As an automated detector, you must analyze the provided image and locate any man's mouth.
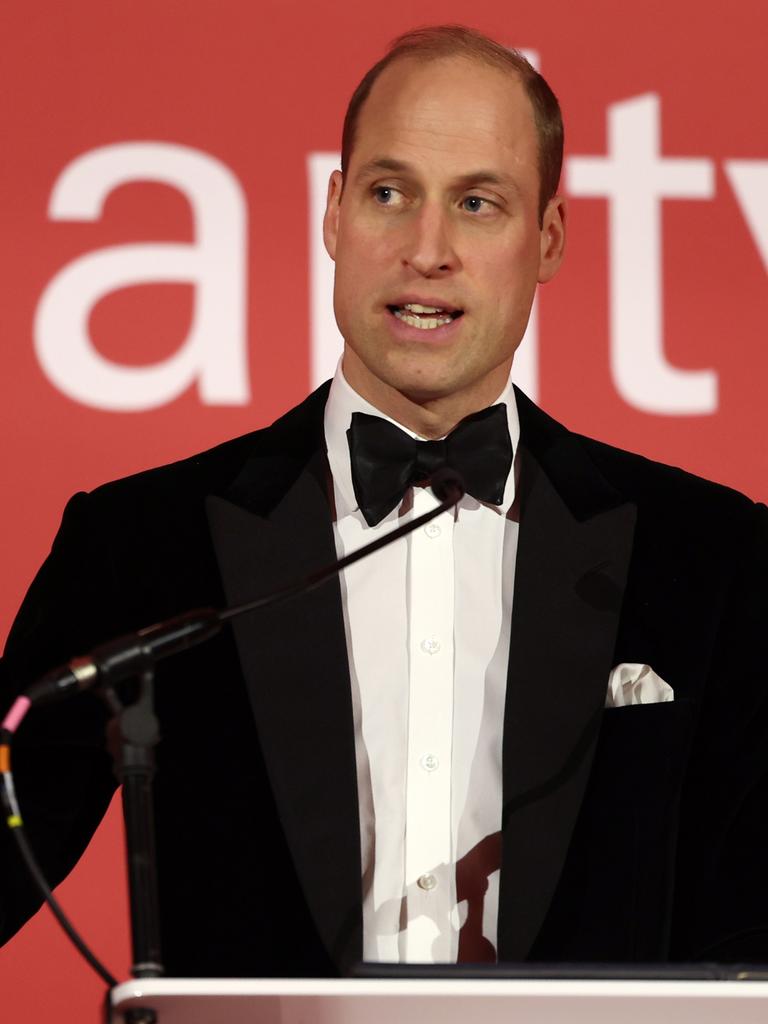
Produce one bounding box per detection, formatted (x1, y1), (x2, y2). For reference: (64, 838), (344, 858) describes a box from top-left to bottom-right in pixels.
(387, 303), (464, 331)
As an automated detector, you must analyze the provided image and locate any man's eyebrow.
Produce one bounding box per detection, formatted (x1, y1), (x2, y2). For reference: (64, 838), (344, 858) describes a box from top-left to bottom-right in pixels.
(353, 158), (523, 196)
(354, 157), (413, 179)
(453, 170), (524, 197)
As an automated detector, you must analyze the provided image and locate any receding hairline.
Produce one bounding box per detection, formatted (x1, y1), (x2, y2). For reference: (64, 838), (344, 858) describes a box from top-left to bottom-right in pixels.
(346, 49), (533, 152)
(340, 27), (564, 220)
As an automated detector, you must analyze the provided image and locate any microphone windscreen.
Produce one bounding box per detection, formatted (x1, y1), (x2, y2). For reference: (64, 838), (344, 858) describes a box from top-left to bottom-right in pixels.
(430, 467), (465, 504)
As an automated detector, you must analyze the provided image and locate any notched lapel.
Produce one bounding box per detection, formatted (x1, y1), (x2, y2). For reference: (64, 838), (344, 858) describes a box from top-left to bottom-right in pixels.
(498, 435), (637, 961)
(206, 451), (362, 971)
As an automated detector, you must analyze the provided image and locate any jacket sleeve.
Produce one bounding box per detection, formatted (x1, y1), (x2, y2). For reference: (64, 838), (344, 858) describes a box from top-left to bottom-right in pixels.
(672, 500), (768, 962)
(0, 492), (118, 947)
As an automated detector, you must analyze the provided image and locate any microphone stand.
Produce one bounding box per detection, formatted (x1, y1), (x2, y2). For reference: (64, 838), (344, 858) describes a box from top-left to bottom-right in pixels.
(103, 668), (163, 981)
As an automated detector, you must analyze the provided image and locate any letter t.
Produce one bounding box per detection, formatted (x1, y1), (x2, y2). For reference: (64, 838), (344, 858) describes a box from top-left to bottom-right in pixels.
(568, 94), (716, 414)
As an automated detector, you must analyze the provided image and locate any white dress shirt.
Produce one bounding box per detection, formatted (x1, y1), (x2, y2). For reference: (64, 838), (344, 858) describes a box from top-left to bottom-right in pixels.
(324, 364), (520, 963)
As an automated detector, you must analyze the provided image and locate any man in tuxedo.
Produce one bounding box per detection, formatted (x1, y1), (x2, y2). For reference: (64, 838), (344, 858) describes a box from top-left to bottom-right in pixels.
(2, 25), (768, 974)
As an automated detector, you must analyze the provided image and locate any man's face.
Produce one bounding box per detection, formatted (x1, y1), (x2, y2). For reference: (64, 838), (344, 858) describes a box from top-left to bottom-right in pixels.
(323, 56), (566, 421)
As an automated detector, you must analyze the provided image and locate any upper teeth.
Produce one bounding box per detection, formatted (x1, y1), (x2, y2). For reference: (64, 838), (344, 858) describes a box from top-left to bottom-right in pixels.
(394, 307), (454, 330)
(404, 303), (444, 314)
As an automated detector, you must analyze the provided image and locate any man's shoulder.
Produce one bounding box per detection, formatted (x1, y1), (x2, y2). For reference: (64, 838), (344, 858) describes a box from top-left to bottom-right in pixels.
(515, 387), (764, 529)
(83, 383), (331, 514)
(580, 431), (757, 514)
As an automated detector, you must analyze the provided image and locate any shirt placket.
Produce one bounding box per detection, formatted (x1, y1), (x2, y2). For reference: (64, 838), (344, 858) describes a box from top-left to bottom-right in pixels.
(403, 486), (455, 962)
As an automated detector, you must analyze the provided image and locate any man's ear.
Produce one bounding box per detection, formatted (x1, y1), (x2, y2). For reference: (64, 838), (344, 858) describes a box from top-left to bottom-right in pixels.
(323, 169), (344, 261)
(538, 194), (567, 284)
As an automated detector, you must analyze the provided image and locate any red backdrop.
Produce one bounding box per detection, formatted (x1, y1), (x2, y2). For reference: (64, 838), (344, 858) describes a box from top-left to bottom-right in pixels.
(1, 1), (766, 1018)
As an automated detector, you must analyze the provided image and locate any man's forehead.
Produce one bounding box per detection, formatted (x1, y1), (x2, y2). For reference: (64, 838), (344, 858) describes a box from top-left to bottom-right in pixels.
(354, 55), (534, 143)
(365, 53), (527, 111)
(349, 55), (538, 178)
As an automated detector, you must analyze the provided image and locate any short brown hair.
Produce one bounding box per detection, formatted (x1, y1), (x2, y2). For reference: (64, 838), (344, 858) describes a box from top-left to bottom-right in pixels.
(341, 25), (564, 221)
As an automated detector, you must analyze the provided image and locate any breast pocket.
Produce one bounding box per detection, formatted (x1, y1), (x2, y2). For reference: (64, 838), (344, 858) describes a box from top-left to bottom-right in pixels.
(594, 698), (697, 800)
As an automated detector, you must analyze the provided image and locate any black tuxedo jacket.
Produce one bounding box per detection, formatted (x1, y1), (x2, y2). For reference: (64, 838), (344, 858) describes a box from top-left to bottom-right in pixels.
(2, 384), (768, 975)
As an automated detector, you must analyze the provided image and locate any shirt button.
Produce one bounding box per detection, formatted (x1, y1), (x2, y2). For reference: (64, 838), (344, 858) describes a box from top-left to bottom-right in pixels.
(420, 637), (441, 655)
(420, 753), (439, 772)
(424, 522), (442, 539)
(418, 873), (438, 891)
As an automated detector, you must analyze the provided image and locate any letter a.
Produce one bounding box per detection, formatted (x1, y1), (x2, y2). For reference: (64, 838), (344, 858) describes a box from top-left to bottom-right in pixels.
(34, 142), (248, 411)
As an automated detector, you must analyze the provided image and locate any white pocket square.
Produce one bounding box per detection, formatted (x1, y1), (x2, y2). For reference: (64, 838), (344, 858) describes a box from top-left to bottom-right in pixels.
(605, 663), (674, 708)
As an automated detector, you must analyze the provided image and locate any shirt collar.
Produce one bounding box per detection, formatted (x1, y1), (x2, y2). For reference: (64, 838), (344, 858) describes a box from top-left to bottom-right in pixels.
(324, 360), (520, 521)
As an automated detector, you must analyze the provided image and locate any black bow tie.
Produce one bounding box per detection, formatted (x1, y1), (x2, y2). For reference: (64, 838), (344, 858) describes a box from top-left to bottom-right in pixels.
(347, 404), (513, 527)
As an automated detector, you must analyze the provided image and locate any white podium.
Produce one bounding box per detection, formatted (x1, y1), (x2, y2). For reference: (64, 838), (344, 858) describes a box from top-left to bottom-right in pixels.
(109, 976), (768, 1024)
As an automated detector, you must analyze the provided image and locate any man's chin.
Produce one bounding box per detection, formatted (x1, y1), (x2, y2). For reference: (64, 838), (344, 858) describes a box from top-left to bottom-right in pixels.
(394, 378), (459, 405)
(345, 344), (451, 397)
(376, 359), (467, 404)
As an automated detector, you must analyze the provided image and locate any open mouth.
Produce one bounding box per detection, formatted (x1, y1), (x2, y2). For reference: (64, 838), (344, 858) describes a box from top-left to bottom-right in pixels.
(387, 303), (464, 331)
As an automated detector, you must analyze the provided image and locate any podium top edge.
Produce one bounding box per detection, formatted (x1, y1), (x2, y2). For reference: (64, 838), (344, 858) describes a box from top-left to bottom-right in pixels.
(110, 977), (768, 1003)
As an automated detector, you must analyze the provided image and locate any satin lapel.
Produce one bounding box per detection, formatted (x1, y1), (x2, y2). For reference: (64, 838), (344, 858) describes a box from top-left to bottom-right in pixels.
(206, 450), (362, 972)
(498, 418), (637, 961)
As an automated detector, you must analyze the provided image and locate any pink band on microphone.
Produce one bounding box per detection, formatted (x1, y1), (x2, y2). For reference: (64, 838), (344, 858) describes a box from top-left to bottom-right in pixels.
(1, 696), (31, 734)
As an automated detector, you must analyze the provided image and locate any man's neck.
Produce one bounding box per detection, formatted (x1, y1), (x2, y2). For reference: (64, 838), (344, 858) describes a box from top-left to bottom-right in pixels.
(341, 351), (512, 439)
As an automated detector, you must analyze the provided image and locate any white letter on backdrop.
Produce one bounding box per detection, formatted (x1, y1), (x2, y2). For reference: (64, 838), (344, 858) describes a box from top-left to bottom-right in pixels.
(34, 142), (248, 411)
(725, 160), (768, 271)
(568, 95), (716, 414)
(308, 151), (344, 389)
(508, 47), (540, 401)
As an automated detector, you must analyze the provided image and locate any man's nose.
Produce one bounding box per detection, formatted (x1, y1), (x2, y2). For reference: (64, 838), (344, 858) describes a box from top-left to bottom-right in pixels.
(402, 204), (460, 278)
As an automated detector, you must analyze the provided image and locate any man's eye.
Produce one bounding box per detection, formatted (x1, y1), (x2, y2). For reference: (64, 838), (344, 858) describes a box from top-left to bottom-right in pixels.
(462, 195), (491, 213)
(373, 186), (400, 205)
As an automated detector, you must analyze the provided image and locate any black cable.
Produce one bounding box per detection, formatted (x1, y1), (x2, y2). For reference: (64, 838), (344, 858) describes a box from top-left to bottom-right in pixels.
(9, 820), (118, 987)
(0, 762), (118, 988)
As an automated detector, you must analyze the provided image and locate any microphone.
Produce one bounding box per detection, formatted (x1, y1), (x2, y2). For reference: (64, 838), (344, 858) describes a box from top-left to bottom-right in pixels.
(23, 610), (222, 705)
(23, 471), (466, 705)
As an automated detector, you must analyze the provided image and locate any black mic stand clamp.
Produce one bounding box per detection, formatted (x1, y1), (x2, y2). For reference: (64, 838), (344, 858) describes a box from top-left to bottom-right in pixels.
(102, 666), (164, 987)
